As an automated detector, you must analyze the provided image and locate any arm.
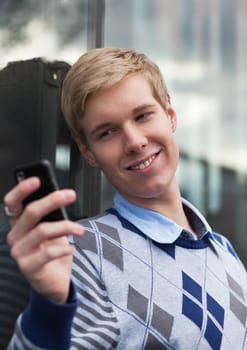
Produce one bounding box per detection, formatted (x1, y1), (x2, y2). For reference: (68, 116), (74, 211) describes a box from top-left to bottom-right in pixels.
(8, 245), (120, 350)
(4, 177), (84, 348)
(8, 283), (78, 350)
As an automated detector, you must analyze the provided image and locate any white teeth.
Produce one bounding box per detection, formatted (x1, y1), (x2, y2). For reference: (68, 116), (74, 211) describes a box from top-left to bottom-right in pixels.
(132, 155), (155, 170)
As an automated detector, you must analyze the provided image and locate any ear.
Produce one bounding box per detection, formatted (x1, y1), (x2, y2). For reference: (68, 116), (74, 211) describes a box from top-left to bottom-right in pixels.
(166, 95), (177, 132)
(75, 139), (99, 167)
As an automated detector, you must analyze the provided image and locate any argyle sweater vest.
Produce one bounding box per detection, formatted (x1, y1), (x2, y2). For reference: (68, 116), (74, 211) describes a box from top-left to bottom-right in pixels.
(9, 209), (247, 349)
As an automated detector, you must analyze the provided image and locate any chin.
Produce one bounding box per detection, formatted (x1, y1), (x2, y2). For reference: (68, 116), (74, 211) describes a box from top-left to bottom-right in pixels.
(135, 188), (165, 200)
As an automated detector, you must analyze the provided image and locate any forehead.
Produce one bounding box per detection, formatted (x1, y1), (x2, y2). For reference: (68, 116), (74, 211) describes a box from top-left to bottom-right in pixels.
(84, 74), (156, 117)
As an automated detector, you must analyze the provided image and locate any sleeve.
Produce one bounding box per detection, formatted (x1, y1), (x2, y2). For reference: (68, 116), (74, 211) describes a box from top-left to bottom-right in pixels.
(69, 245), (120, 349)
(7, 241), (120, 349)
(7, 282), (78, 350)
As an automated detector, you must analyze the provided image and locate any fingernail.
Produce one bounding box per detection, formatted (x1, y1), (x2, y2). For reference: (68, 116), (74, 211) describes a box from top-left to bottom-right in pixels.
(62, 190), (76, 201)
(28, 177), (40, 186)
(74, 224), (84, 235)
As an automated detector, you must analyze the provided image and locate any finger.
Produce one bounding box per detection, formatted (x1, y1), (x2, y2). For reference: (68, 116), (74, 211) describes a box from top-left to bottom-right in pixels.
(8, 220), (84, 252)
(7, 189), (77, 242)
(13, 240), (75, 278)
(4, 177), (41, 225)
(4, 177), (41, 210)
(24, 189), (77, 225)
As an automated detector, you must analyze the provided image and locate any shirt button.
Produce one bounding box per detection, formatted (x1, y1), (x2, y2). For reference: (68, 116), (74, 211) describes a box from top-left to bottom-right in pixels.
(182, 231), (189, 238)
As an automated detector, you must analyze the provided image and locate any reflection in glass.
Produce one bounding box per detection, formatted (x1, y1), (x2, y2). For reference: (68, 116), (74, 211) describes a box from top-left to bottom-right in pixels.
(0, 0), (88, 66)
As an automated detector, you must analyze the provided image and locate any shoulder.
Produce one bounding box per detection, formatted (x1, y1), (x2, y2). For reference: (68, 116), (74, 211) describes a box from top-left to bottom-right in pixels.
(210, 231), (240, 260)
(73, 210), (139, 260)
(72, 209), (149, 268)
(209, 231), (247, 281)
(74, 210), (123, 249)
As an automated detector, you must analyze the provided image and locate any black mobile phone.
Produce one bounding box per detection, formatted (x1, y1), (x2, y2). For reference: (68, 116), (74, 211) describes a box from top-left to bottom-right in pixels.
(14, 159), (68, 222)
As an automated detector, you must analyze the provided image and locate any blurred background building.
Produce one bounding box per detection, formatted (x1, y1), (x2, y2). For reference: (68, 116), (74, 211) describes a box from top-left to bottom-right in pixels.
(0, 0), (247, 265)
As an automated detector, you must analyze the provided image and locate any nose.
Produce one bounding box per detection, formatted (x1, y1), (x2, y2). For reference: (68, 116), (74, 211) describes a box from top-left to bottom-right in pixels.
(123, 125), (147, 154)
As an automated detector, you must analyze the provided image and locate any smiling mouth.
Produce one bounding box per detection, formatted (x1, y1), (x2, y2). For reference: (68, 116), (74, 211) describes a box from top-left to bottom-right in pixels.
(127, 153), (159, 170)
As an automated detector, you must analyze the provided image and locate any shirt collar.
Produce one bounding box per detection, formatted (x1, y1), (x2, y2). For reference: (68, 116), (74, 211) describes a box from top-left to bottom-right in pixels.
(113, 193), (212, 244)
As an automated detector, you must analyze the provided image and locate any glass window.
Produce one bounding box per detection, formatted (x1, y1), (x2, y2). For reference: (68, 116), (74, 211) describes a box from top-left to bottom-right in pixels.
(0, 0), (88, 66)
(0, 0), (89, 225)
(1, 0), (247, 265)
(104, 0), (247, 265)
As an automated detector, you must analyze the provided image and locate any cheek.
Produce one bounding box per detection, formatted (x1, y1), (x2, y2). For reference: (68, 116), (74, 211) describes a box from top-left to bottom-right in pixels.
(156, 127), (175, 146)
(92, 145), (119, 170)
(171, 141), (179, 168)
(160, 129), (179, 163)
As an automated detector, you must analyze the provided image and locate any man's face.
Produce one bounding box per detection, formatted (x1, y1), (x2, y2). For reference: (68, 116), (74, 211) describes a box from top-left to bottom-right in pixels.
(78, 74), (179, 206)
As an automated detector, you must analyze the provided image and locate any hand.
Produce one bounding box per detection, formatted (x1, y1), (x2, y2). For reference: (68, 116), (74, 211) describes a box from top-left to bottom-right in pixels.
(4, 177), (84, 304)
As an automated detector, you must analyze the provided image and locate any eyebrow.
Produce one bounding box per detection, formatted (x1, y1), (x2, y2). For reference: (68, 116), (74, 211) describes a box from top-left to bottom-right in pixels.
(132, 103), (156, 114)
(89, 103), (157, 138)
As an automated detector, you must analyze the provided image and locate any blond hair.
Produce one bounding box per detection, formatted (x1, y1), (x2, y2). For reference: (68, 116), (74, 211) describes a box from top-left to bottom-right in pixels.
(61, 47), (168, 143)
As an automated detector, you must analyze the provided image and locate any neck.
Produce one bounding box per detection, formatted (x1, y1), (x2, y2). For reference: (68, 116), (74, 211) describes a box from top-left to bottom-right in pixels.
(147, 198), (197, 237)
(123, 185), (197, 236)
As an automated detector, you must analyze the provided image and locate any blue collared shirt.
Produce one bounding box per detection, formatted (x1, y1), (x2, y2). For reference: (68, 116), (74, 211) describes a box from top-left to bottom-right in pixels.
(114, 193), (212, 244)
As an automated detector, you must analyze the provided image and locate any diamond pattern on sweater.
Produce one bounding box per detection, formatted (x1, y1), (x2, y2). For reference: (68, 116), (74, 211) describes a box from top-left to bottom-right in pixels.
(182, 271), (202, 302)
(229, 292), (247, 326)
(151, 303), (174, 340)
(96, 221), (121, 243)
(101, 236), (123, 271)
(227, 272), (247, 326)
(207, 293), (224, 327)
(127, 285), (148, 321)
(227, 272), (245, 300)
(182, 294), (203, 329)
(80, 229), (98, 254)
(127, 285), (173, 343)
(182, 271), (224, 350)
(145, 333), (168, 350)
(205, 316), (223, 350)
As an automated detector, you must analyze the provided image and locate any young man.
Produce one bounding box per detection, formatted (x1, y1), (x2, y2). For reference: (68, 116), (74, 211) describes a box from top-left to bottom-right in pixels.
(5, 48), (247, 349)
